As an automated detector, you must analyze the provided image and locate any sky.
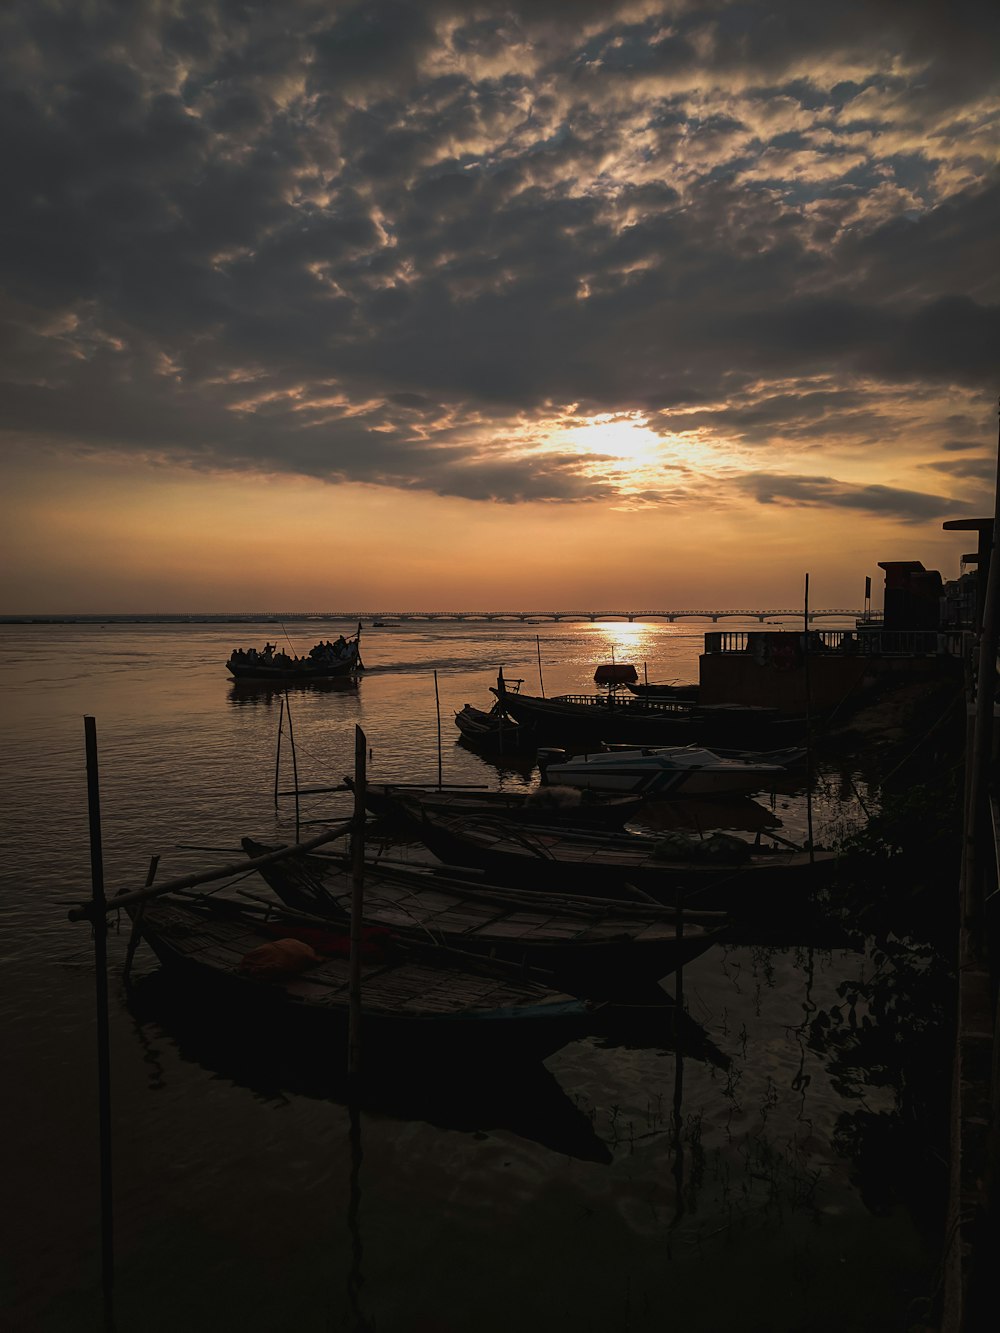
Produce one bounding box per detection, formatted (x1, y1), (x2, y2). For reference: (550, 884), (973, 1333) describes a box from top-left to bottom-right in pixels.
(1, 0), (998, 613)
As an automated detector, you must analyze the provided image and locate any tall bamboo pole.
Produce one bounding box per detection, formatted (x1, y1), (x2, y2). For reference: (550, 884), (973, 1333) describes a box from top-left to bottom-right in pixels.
(536, 636), (546, 697)
(348, 725), (367, 1078)
(433, 670), (443, 789)
(283, 690), (300, 839)
(83, 716), (114, 1328)
(273, 696), (285, 808)
(803, 574), (815, 863)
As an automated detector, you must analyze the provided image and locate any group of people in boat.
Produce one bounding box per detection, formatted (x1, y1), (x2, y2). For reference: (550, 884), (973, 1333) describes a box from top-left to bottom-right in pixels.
(227, 637), (355, 669)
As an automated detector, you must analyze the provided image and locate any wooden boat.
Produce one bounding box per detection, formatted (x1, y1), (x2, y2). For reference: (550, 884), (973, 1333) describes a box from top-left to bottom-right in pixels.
(492, 675), (808, 749)
(127, 894), (594, 1064)
(407, 810), (836, 911)
(226, 622), (364, 680)
(454, 701), (533, 754)
(348, 778), (645, 830)
(626, 682), (700, 702)
(243, 838), (724, 998)
(537, 744), (791, 798)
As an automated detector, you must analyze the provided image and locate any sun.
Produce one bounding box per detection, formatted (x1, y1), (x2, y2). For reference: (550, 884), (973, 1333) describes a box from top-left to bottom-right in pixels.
(553, 413), (665, 466)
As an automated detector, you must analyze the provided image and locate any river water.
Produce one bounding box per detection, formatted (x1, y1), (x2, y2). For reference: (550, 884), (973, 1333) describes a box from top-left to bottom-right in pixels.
(0, 618), (938, 1331)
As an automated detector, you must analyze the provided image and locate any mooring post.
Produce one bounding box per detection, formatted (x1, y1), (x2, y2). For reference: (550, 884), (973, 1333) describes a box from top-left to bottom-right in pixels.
(803, 573), (815, 864)
(83, 715), (114, 1328)
(536, 635), (545, 697)
(273, 695), (285, 809)
(348, 725), (367, 1078)
(283, 690), (300, 839)
(433, 670), (443, 790)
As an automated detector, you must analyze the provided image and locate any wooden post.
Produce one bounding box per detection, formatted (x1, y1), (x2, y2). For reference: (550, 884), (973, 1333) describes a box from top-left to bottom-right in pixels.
(348, 725), (367, 1078)
(83, 716), (114, 1327)
(283, 690), (300, 839)
(273, 696), (285, 808)
(536, 635), (545, 697)
(433, 670), (443, 789)
(803, 574), (815, 864)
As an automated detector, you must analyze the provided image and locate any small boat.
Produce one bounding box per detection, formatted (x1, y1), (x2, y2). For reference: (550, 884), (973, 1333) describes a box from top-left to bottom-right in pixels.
(625, 682), (700, 702)
(127, 894), (595, 1065)
(454, 701), (533, 754)
(537, 744), (791, 798)
(372, 621), (399, 627)
(347, 778), (645, 830)
(226, 623), (364, 680)
(408, 810), (835, 911)
(243, 839), (724, 998)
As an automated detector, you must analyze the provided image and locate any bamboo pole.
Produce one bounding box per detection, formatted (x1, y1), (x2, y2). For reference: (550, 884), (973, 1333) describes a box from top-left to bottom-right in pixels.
(348, 725), (367, 1078)
(83, 717), (114, 1328)
(273, 696), (285, 808)
(433, 670), (443, 790)
(536, 636), (545, 697)
(803, 574), (815, 864)
(284, 689), (301, 839)
(68, 820), (355, 920)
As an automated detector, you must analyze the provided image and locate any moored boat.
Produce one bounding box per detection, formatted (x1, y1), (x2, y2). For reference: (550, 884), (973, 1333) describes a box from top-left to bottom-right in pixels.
(349, 778), (644, 830)
(127, 894), (595, 1065)
(454, 701), (533, 754)
(242, 838), (725, 998)
(408, 809), (835, 911)
(537, 744), (792, 798)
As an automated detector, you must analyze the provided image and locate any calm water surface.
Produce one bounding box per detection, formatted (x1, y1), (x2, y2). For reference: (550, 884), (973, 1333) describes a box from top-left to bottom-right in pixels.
(0, 619), (933, 1331)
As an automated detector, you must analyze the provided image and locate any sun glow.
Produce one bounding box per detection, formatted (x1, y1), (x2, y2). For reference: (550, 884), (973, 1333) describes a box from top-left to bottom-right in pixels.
(552, 413), (666, 466)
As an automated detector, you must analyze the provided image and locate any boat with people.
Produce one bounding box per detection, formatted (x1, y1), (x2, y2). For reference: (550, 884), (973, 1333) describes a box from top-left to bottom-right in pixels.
(242, 839), (725, 999)
(536, 744), (801, 798)
(226, 622), (364, 680)
(407, 809), (835, 911)
(125, 892), (595, 1064)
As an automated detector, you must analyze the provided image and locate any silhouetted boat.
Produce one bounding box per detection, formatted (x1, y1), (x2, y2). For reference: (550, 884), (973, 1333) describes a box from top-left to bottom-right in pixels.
(407, 810), (835, 910)
(242, 838), (724, 998)
(349, 778), (644, 830)
(537, 744), (796, 798)
(493, 674), (808, 749)
(226, 622), (364, 680)
(454, 701), (533, 753)
(127, 894), (594, 1064)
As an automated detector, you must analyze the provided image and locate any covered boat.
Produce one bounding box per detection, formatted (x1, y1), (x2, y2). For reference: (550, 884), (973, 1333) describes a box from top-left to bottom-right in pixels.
(537, 744), (792, 798)
(492, 674), (807, 749)
(226, 623), (364, 680)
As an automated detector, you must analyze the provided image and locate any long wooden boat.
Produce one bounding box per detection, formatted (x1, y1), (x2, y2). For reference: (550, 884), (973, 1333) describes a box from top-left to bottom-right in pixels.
(128, 894), (594, 1064)
(407, 810), (836, 911)
(226, 622), (364, 680)
(492, 678), (809, 749)
(242, 838), (724, 997)
(348, 778), (645, 830)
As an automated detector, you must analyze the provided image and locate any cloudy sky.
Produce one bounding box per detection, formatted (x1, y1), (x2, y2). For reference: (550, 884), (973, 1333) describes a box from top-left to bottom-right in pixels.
(2, 0), (998, 612)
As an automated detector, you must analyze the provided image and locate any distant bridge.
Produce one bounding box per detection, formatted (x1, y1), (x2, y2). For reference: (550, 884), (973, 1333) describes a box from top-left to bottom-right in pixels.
(232, 608), (865, 624)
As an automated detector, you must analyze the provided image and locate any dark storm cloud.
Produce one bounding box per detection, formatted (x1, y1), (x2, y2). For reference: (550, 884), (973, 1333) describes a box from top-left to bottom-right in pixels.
(739, 473), (971, 522)
(0, 0), (998, 506)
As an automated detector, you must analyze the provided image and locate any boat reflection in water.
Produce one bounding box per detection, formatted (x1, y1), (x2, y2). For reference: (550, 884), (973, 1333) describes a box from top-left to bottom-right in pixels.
(227, 675), (362, 707)
(125, 967), (613, 1163)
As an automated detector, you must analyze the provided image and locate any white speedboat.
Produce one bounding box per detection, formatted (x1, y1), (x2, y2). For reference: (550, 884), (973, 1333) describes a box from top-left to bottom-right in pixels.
(538, 744), (791, 798)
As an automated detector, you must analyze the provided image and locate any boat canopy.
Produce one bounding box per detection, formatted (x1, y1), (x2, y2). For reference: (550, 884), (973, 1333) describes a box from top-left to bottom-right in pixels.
(594, 663), (639, 685)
